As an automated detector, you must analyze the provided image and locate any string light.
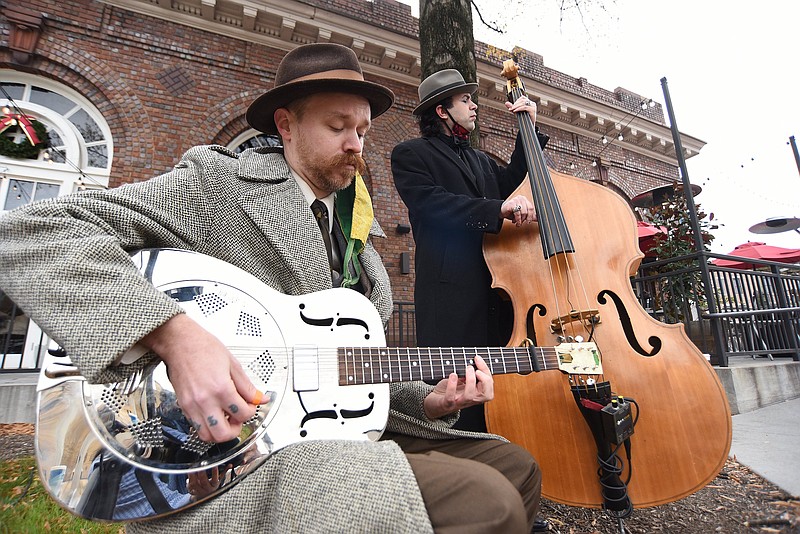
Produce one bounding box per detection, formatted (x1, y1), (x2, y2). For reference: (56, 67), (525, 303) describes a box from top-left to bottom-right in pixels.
(588, 97), (656, 172)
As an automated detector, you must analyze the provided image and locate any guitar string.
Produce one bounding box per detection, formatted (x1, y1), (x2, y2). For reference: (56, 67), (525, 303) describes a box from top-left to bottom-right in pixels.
(224, 346), (576, 384)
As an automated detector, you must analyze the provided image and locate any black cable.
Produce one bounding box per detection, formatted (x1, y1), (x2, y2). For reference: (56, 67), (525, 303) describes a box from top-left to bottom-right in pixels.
(596, 396), (640, 522)
(596, 443), (633, 518)
(1, 465), (35, 506)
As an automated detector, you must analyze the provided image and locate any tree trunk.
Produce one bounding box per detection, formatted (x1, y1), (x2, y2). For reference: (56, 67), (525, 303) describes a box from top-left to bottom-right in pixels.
(418, 0), (481, 143)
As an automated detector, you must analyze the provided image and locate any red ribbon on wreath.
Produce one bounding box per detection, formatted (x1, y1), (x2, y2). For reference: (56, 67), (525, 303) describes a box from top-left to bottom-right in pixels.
(0, 113), (41, 145)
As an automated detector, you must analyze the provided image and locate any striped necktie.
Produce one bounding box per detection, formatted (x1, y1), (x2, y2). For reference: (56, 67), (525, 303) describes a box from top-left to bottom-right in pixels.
(311, 200), (342, 280)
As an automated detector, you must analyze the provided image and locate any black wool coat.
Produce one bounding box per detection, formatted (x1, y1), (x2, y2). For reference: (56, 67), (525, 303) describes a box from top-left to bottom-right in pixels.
(391, 134), (535, 349)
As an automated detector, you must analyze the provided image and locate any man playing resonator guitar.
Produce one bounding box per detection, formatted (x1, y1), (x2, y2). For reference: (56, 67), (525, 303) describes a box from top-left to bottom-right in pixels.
(0, 43), (543, 533)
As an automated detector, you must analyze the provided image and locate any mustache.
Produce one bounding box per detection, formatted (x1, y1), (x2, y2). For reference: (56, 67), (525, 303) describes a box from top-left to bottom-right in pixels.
(331, 153), (367, 176)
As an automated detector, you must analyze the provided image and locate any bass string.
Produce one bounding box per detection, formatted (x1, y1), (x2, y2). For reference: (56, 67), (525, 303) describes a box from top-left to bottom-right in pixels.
(508, 80), (606, 387)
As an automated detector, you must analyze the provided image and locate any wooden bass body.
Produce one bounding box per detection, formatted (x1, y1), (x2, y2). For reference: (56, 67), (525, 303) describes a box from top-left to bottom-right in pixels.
(484, 169), (732, 508)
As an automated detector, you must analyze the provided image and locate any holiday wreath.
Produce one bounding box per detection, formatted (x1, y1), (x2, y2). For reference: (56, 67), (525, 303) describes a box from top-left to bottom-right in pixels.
(0, 115), (49, 159)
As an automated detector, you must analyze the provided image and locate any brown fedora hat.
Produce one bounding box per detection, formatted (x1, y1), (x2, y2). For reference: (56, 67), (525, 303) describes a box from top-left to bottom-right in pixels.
(246, 43), (395, 134)
(413, 69), (478, 116)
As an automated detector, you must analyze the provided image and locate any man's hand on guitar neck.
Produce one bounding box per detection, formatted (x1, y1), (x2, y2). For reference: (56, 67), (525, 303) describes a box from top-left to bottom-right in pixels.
(423, 355), (494, 420)
(140, 313), (264, 443)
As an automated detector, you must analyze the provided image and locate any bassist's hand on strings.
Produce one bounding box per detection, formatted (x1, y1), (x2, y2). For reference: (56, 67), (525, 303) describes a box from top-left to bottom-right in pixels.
(501, 195), (536, 226)
(423, 355), (494, 420)
(140, 313), (266, 443)
(505, 95), (537, 120)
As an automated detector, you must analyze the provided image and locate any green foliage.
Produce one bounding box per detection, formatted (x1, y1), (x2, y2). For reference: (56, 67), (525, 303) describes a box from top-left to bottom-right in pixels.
(0, 456), (123, 533)
(0, 120), (49, 160)
(644, 188), (716, 321)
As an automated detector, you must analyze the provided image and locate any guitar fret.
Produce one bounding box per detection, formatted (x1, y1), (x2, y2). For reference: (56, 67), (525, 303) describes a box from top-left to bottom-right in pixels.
(343, 348), (351, 385)
(367, 347), (374, 385)
(357, 350), (365, 384)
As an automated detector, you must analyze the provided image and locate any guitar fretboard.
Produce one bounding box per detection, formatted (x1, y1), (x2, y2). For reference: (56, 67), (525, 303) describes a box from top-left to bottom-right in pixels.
(338, 346), (562, 386)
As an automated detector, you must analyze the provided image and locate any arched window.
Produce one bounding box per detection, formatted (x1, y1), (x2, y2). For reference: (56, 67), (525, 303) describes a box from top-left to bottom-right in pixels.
(1, 71), (113, 370)
(228, 131), (281, 153)
(0, 71), (112, 212)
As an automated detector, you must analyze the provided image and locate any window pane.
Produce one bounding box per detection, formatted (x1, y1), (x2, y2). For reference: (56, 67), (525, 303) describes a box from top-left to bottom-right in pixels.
(46, 148), (67, 164)
(0, 83), (25, 101)
(69, 109), (103, 143)
(47, 129), (63, 147)
(87, 144), (108, 168)
(33, 182), (60, 201)
(0, 290), (28, 358)
(234, 134), (281, 153)
(4, 179), (34, 210)
(30, 86), (76, 115)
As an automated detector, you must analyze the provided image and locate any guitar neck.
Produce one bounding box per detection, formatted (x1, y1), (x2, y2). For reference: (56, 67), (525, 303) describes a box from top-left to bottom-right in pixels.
(338, 346), (560, 386)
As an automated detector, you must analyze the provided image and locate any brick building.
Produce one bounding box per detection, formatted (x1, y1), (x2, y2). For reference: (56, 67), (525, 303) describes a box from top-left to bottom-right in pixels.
(1, 0), (704, 365)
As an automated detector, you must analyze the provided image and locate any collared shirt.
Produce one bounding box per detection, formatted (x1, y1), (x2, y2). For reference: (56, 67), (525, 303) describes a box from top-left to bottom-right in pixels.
(290, 168), (335, 233)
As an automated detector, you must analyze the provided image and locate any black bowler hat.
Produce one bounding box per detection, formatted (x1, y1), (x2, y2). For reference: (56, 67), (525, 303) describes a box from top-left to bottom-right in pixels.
(413, 69), (478, 116)
(246, 43), (395, 134)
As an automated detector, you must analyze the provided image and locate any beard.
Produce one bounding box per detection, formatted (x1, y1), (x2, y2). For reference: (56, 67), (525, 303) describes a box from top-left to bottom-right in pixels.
(296, 138), (367, 193)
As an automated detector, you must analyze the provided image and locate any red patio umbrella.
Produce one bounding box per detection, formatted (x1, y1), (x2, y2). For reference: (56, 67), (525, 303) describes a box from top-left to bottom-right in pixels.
(636, 221), (667, 258)
(711, 241), (800, 269)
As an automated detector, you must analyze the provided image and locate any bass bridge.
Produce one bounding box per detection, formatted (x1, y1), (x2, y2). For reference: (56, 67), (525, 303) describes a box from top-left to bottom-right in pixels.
(550, 309), (601, 334)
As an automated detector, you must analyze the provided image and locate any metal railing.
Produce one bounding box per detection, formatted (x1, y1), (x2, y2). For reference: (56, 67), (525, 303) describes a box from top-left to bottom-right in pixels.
(631, 251), (800, 366)
(385, 300), (416, 348)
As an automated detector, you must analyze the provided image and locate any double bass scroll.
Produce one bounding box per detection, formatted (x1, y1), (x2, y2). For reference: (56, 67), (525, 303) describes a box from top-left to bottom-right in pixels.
(483, 59), (732, 509)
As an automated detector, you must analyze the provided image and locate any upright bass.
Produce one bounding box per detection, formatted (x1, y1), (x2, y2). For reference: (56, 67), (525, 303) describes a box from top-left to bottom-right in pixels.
(483, 60), (732, 510)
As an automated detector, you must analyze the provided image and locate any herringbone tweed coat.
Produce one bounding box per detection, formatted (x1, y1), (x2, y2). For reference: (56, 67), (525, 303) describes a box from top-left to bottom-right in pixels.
(0, 146), (503, 533)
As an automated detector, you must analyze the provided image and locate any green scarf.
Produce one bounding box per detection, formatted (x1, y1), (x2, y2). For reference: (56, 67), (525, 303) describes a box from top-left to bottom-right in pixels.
(335, 172), (373, 289)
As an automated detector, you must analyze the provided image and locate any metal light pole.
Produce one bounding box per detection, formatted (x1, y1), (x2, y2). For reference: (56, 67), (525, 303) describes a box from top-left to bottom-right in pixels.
(660, 77), (727, 366)
(790, 135), (800, 178)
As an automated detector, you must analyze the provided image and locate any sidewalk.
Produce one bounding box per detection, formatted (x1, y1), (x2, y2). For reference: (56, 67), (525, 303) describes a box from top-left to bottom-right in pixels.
(730, 396), (800, 497)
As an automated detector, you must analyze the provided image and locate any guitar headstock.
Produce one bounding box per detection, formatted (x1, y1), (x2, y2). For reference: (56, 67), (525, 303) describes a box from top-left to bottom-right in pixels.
(555, 342), (603, 375)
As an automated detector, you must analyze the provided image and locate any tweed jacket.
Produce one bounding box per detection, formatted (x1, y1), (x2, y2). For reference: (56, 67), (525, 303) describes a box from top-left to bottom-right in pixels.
(0, 146), (504, 533)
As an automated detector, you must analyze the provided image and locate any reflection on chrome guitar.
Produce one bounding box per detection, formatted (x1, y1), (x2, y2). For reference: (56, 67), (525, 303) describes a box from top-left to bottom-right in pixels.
(35, 248), (603, 522)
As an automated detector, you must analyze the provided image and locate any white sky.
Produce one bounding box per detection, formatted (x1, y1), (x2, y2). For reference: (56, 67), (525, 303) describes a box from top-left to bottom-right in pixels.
(399, 0), (800, 253)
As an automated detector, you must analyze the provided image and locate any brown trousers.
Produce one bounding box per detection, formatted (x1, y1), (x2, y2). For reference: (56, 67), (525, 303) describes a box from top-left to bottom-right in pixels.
(383, 432), (542, 534)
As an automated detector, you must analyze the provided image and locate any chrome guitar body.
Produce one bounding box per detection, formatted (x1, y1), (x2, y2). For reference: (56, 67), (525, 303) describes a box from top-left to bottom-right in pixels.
(35, 249), (602, 522)
(35, 248), (390, 522)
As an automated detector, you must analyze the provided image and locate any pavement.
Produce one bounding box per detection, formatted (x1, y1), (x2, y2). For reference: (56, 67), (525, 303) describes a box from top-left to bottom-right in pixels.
(730, 396), (800, 497)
